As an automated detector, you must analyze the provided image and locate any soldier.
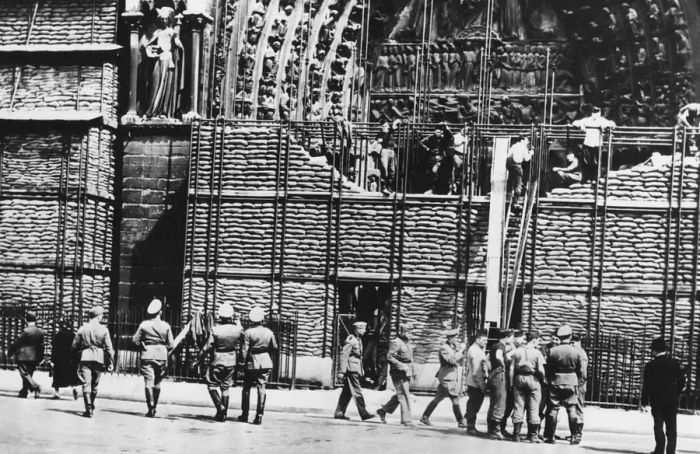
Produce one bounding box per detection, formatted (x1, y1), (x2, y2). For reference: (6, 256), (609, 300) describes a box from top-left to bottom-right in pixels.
(9, 311), (44, 399)
(376, 323), (415, 426)
(543, 325), (586, 445)
(537, 329), (560, 439)
(132, 298), (174, 418)
(464, 329), (489, 434)
(641, 337), (686, 454)
(420, 327), (467, 428)
(486, 329), (514, 439)
(509, 330), (546, 443)
(334, 321), (375, 421)
(199, 303), (243, 422)
(572, 333), (589, 429)
(501, 329), (526, 436)
(238, 306), (277, 425)
(71, 305), (114, 418)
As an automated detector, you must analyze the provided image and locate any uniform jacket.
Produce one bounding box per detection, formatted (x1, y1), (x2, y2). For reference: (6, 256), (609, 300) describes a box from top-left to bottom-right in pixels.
(201, 323), (244, 368)
(436, 341), (463, 395)
(339, 334), (364, 375)
(510, 345), (546, 381)
(547, 342), (585, 386)
(387, 337), (414, 379)
(642, 353), (686, 409)
(9, 324), (44, 363)
(72, 318), (115, 366)
(242, 325), (277, 370)
(132, 318), (174, 361)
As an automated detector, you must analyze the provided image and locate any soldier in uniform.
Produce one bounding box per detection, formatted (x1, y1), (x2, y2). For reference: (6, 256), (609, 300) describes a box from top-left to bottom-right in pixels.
(376, 323), (415, 426)
(509, 330), (546, 443)
(543, 325), (586, 445)
(334, 321), (374, 421)
(238, 306), (277, 425)
(199, 303), (243, 422)
(464, 329), (489, 434)
(486, 329), (514, 439)
(71, 305), (114, 417)
(501, 329), (525, 436)
(132, 298), (174, 418)
(9, 311), (44, 398)
(537, 329), (560, 438)
(572, 333), (589, 429)
(420, 328), (467, 428)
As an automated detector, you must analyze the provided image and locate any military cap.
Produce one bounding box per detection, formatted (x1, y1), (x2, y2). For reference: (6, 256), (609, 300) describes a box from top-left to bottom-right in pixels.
(556, 324), (572, 338)
(88, 305), (104, 317)
(218, 304), (234, 319)
(526, 330), (540, 342)
(650, 337), (667, 352)
(352, 321), (367, 329)
(249, 306), (265, 323)
(147, 298), (162, 315)
(445, 327), (459, 337)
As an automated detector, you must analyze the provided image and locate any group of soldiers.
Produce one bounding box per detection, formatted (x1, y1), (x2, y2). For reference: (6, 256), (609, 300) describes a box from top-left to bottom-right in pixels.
(9, 300), (278, 425)
(334, 321), (588, 445)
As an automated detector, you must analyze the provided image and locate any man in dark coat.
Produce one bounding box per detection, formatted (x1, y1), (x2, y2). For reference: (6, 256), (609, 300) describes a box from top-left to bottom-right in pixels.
(334, 321), (375, 422)
(9, 311), (44, 398)
(50, 318), (81, 399)
(642, 337), (686, 454)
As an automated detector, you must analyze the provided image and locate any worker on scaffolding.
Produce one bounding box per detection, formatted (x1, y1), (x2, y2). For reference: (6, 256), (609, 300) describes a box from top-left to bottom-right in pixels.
(420, 123), (454, 195)
(375, 120), (398, 196)
(550, 146), (582, 189)
(676, 102), (700, 154)
(506, 135), (533, 203)
(571, 106), (616, 183)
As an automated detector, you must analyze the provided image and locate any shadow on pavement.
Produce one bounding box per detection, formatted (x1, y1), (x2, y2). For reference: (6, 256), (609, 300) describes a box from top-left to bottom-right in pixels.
(46, 408), (89, 418)
(102, 407), (179, 421)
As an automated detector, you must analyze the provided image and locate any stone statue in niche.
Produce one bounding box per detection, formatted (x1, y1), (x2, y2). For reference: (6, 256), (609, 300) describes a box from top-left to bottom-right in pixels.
(447, 43), (461, 90)
(460, 45), (477, 90)
(140, 6), (185, 119)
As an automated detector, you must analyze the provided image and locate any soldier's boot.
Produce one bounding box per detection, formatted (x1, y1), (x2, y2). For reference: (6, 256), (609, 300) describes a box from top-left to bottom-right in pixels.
(420, 400), (438, 425)
(512, 422), (523, 442)
(570, 422), (583, 445)
(453, 405), (467, 429)
(488, 420), (504, 440)
(145, 387), (155, 418)
(238, 388), (250, 422)
(527, 424), (542, 443)
(220, 395), (230, 421)
(209, 389), (223, 420)
(253, 394), (266, 425)
(543, 415), (557, 444)
(152, 387), (161, 416)
(90, 391), (97, 412)
(82, 393), (93, 418)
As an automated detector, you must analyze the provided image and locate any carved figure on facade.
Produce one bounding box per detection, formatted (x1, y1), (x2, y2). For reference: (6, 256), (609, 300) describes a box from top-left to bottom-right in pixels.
(140, 6), (185, 119)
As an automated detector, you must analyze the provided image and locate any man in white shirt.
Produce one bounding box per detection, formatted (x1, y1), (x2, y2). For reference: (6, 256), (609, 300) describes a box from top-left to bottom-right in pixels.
(571, 106), (616, 183)
(464, 329), (489, 434)
(507, 136), (533, 202)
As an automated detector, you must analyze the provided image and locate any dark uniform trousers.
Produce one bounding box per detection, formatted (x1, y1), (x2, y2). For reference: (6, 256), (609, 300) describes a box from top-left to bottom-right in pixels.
(547, 384), (581, 422)
(652, 405), (677, 454)
(487, 368), (507, 423)
(465, 386), (485, 427)
(335, 372), (371, 419)
(78, 361), (104, 394)
(17, 362), (40, 395)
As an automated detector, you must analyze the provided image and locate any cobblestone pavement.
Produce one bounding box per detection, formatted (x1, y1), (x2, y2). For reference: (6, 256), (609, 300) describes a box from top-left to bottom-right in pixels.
(2, 393), (699, 454)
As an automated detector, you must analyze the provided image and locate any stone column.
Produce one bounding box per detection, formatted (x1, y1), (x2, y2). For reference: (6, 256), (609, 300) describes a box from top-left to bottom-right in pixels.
(121, 11), (143, 124)
(182, 11), (213, 122)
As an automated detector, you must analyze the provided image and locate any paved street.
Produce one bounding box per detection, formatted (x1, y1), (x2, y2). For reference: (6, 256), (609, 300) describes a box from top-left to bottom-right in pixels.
(2, 393), (699, 454)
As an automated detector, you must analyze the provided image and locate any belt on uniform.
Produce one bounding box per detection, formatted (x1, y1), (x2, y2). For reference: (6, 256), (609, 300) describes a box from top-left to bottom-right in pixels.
(250, 348), (268, 354)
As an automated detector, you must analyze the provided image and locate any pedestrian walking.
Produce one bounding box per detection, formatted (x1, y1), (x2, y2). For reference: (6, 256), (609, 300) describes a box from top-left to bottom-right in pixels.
(509, 331), (546, 443)
(377, 323), (415, 426)
(71, 305), (114, 417)
(50, 318), (81, 400)
(486, 329), (514, 439)
(543, 324), (586, 445)
(132, 298), (174, 418)
(641, 337), (686, 454)
(199, 303), (243, 422)
(572, 334), (589, 426)
(420, 327), (467, 428)
(9, 311), (44, 398)
(464, 329), (489, 435)
(238, 306), (277, 425)
(334, 321), (375, 422)
(501, 329), (526, 436)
